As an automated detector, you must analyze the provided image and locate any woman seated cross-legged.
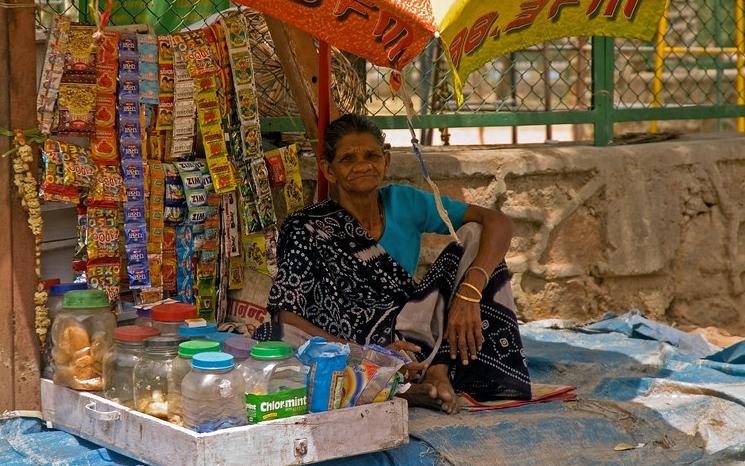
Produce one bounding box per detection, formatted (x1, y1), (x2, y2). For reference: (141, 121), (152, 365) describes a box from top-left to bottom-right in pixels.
(255, 114), (531, 414)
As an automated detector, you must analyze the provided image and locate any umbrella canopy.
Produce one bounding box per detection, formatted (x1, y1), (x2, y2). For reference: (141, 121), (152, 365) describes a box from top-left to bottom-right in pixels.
(235, 0), (666, 103)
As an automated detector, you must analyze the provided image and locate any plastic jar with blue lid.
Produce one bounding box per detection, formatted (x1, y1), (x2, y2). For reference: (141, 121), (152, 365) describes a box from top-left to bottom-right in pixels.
(178, 322), (218, 340)
(181, 352), (246, 432)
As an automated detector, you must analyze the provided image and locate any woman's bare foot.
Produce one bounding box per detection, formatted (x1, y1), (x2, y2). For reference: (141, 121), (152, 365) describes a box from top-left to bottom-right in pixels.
(399, 364), (459, 414)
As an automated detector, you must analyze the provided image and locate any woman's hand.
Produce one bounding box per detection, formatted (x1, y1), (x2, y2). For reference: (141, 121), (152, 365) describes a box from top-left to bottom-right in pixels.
(387, 340), (427, 382)
(446, 294), (483, 365)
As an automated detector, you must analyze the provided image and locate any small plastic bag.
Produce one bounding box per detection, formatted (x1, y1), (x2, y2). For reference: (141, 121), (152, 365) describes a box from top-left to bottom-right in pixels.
(297, 337), (350, 413)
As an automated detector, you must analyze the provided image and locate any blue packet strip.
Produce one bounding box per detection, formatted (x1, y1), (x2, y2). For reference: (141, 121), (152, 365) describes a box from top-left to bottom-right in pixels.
(125, 244), (148, 266)
(128, 263), (151, 289)
(123, 201), (146, 224)
(124, 223), (148, 247)
(176, 224), (194, 303)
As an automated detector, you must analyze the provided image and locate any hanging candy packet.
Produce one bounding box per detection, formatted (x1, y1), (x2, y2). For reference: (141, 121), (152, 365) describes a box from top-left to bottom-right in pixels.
(243, 232), (268, 276)
(55, 83), (97, 135)
(41, 140), (79, 204)
(263, 148), (286, 187)
(282, 144), (305, 213)
(170, 29), (220, 79)
(73, 205), (88, 279)
(162, 227), (177, 292)
(138, 34), (159, 105)
(87, 258), (121, 302)
(89, 165), (125, 206)
(176, 224), (195, 303)
(37, 16), (71, 135)
(86, 205), (119, 260)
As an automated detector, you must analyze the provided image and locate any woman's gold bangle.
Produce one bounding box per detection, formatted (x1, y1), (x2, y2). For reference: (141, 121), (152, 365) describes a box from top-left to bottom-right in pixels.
(455, 292), (481, 303)
(459, 282), (483, 299)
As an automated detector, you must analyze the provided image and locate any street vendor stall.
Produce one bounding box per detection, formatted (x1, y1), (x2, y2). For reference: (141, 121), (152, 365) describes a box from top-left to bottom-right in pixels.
(0, 0), (669, 464)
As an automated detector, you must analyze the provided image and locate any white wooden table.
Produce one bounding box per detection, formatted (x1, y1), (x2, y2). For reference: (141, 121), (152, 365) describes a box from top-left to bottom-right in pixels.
(41, 379), (409, 465)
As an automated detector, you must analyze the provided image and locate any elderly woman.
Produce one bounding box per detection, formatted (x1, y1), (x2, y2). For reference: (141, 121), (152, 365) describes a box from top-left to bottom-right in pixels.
(257, 114), (530, 414)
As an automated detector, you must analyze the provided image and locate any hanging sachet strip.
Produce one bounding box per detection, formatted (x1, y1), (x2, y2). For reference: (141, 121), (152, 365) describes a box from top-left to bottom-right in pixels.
(138, 34), (159, 105)
(169, 47), (196, 160)
(119, 33), (151, 289)
(37, 16), (71, 135)
(92, 31), (119, 166)
(156, 35), (175, 133)
(54, 25), (98, 136)
(195, 76), (237, 193)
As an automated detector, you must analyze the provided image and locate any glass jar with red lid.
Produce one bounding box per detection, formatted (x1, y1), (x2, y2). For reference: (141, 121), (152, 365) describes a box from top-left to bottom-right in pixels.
(151, 302), (197, 336)
(103, 325), (160, 406)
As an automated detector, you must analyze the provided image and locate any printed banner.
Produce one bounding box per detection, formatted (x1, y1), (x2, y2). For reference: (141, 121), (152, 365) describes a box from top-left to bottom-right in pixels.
(438, 0), (667, 104)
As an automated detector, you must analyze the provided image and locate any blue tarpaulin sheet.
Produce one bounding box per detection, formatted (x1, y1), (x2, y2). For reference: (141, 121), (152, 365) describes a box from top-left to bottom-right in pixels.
(4, 312), (745, 465)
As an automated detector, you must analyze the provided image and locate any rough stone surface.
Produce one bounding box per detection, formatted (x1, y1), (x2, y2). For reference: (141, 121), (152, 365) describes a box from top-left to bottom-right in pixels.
(350, 134), (745, 333)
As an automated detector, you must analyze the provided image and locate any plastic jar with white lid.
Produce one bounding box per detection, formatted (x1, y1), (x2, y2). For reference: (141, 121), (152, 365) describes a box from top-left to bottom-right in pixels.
(103, 325), (161, 406)
(133, 336), (181, 422)
(151, 302), (197, 336)
(181, 352), (247, 433)
(242, 341), (308, 424)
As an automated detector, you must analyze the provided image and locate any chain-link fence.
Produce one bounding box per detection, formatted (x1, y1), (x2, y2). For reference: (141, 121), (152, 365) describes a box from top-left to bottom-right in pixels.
(35, 0), (745, 144)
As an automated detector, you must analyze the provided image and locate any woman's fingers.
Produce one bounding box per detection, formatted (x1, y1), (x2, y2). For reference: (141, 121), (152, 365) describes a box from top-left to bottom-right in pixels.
(465, 328), (478, 362)
(448, 325), (458, 360)
(457, 331), (469, 366)
(389, 340), (421, 353)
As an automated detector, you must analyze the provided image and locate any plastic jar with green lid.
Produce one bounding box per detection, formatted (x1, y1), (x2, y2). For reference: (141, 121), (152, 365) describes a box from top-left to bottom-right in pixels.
(169, 340), (221, 425)
(51, 289), (115, 391)
(242, 341), (308, 424)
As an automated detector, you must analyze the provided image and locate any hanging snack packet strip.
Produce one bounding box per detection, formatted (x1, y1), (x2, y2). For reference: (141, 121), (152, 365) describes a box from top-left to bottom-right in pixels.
(175, 161), (209, 226)
(156, 35), (175, 132)
(54, 25), (97, 136)
(119, 33), (151, 290)
(37, 16), (71, 135)
(176, 224), (195, 303)
(169, 47), (195, 160)
(61, 142), (96, 190)
(195, 76), (236, 193)
(40, 140), (79, 204)
(281, 144), (305, 213)
(224, 193), (244, 290)
(163, 162), (187, 225)
(196, 192), (220, 320)
(92, 31), (119, 166)
(250, 157), (276, 228)
(243, 231), (269, 276)
(138, 34), (159, 105)
(162, 226), (177, 293)
(170, 29), (220, 79)
(220, 14), (261, 162)
(140, 161), (166, 302)
(73, 205), (88, 282)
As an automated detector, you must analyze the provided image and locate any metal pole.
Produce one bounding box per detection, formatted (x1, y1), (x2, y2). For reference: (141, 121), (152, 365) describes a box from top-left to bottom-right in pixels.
(542, 43), (552, 141)
(591, 37), (614, 146)
(714, 0), (724, 132)
(317, 40), (330, 201)
(650, 2), (669, 134)
(736, 0), (745, 132)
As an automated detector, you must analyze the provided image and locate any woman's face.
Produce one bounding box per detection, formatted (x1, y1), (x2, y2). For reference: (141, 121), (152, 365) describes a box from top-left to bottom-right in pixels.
(321, 132), (389, 195)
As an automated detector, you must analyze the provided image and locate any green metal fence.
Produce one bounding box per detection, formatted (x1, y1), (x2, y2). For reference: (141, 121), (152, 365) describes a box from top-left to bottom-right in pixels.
(36, 0), (745, 146)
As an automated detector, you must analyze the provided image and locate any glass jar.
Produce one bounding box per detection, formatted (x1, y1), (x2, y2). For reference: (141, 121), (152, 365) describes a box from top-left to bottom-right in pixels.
(224, 336), (255, 367)
(51, 289), (116, 391)
(43, 283), (88, 379)
(169, 340), (220, 426)
(103, 325), (161, 406)
(151, 303), (197, 336)
(133, 336), (181, 422)
(177, 322), (218, 340)
(135, 308), (153, 327)
(243, 341), (308, 424)
(182, 352), (247, 433)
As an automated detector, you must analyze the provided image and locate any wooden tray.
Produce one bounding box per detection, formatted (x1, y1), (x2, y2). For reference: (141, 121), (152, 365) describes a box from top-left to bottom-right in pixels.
(41, 378), (409, 465)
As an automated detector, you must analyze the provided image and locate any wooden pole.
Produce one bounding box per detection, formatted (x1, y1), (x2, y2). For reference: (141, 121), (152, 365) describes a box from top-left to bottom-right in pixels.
(317, 40), (330, 201)
(0, 0), (16, 413)
(1, 0), (41, 411)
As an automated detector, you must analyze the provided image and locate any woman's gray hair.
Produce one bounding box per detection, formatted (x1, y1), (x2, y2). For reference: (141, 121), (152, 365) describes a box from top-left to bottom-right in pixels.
(324, 114), (390, 162)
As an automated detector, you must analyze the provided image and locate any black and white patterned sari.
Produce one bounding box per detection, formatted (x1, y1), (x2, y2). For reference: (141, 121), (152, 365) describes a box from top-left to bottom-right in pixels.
(258, 200), (531, 401)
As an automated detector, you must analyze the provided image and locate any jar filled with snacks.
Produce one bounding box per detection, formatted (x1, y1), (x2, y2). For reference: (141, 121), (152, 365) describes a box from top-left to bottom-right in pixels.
(169, 340), (220, 426)
(43, 283), (88, 379)
(151, 303), (197, 336)
(133, 336), (181, 421)
(103, 325), (161, 406)
(51, 289), (116, 391)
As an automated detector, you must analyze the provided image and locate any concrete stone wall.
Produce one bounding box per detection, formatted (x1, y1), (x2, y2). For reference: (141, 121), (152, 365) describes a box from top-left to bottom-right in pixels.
(330, 135), (745, 333)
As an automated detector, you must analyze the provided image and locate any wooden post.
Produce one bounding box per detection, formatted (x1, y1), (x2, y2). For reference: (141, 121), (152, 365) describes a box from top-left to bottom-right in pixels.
(0, 0), (41, 412)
